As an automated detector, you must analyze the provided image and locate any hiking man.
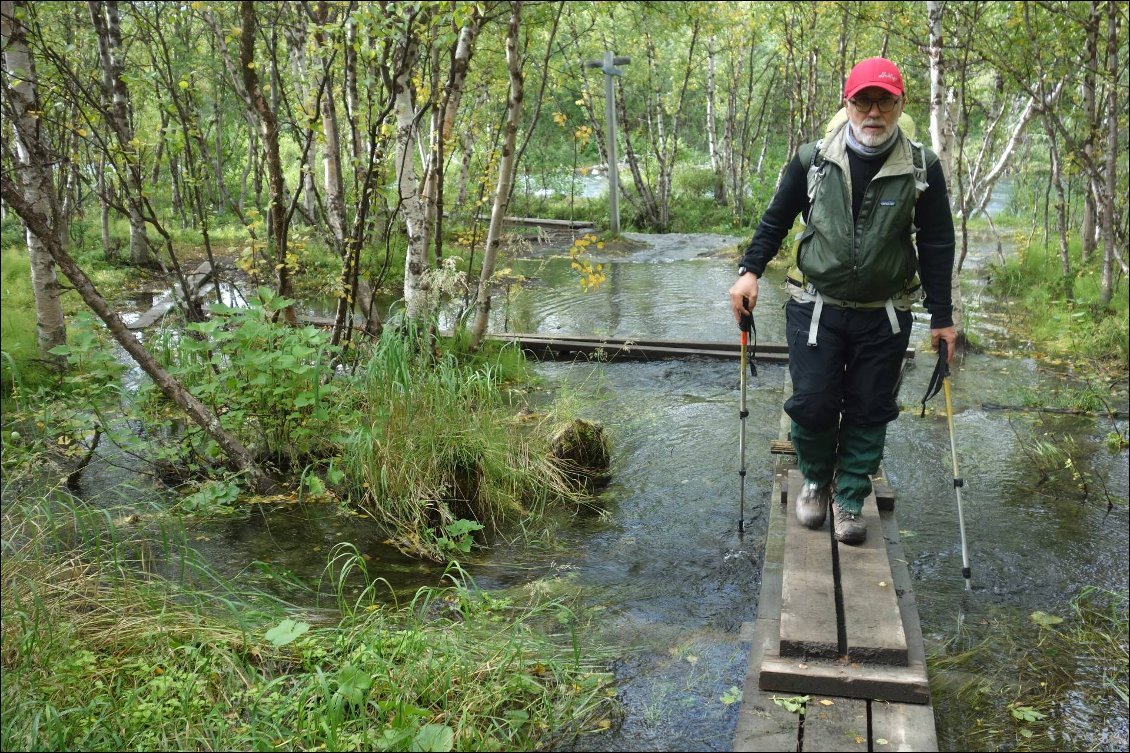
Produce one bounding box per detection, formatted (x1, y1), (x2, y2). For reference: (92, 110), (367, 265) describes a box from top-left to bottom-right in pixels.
(728, 57), (956, 545)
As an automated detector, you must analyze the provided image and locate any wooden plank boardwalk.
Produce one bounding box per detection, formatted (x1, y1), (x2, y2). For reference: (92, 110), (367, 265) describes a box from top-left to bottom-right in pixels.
(489, 332), (803, 363)
(128, 260), (215, 330)
(733, 418), (937, 751)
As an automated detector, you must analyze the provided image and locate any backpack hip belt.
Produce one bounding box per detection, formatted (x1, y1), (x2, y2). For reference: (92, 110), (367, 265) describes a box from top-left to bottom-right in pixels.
(785, 276), (922, 347)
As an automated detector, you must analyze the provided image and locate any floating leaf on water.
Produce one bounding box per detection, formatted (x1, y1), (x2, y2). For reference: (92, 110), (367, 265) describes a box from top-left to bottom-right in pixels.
(771, 695), (809, 714)
(1030, 610), (1064, 627)
(876, 738), (889, 745)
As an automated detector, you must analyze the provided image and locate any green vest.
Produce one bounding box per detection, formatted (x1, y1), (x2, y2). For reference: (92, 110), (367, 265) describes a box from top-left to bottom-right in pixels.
(795, 121), (933, 303)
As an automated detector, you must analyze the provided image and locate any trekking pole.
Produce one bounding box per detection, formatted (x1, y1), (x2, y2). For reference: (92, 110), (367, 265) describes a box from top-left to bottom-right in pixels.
(737, 298), (756, 533)
(939, 341), (972, 591)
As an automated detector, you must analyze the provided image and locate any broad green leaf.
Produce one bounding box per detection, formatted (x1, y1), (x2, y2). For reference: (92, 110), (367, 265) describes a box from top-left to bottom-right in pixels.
(410, 724), (454, 752)
(264, 618), (310, 647)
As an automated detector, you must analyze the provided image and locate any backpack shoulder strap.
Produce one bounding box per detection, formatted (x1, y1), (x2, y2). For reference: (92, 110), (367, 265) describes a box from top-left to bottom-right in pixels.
(907, 139), (930, 197)
(799, 139), (825, 203)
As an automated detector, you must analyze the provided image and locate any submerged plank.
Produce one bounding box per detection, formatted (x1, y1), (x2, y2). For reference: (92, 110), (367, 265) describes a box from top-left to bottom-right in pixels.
(780, 470), (839, 660)
(733, 468), (803, 753)
(801, 695), (869, 752)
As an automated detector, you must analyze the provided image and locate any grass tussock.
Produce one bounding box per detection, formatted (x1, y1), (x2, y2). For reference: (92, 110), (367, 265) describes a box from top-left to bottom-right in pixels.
(0, 492), (615, 752)
(346, 323), (594, 559)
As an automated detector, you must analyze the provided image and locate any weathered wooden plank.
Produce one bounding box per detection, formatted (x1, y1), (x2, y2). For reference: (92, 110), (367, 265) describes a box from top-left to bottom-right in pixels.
(129, 300), (176, 330)
(734, 620), (802, 752)
(801, 695), (869, 752)
(488, 332), (792, 354)
(758, 652), (930, 705)
(870, 700), (939, 752)
(880, 511), (929, 672)
(128, 261), (214, 330)
(872, 476), (896, 511)
(507, 338), (794, 364)
(838, 498), (908, 666)
(733, 471), (802, 753)
(490, 333), (917, 360)
(780, 470), (839, 660)
(770, 439), (796, 455)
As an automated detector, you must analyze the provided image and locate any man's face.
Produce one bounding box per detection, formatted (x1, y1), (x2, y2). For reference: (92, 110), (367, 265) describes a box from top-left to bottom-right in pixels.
(844, 86), (904, 147)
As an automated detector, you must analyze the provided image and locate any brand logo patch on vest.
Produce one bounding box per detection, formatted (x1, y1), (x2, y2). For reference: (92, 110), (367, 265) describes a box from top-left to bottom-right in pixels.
(880, 199), (896, 206)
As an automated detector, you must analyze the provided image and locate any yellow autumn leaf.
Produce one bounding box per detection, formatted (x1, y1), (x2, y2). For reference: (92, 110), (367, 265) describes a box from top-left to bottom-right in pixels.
(819, 699), (834, 706)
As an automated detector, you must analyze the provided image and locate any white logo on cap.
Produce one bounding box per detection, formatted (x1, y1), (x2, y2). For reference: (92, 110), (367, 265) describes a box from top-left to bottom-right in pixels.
(879, 72), (898, 82)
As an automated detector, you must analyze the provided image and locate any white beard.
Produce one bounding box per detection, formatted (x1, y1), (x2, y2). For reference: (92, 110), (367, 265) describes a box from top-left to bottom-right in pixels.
(850, 119), (896, 147)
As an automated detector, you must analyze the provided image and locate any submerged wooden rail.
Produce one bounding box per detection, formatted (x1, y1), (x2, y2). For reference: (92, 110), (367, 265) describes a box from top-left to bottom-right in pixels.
(487, 332), (796, 363)
(128, 260), (215, 330)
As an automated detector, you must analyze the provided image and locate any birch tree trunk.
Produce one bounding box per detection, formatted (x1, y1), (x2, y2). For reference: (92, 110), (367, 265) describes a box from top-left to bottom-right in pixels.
(238, 0), (296, 324)
(427, 7), (482, 265)
(1080, 0), (1100, 264)
(88, 0), (153, 267)
(285, 13), (318, 225)
(2, 0), (66, 369)
(705, 37), (726, 205)
(1099, 1), (1118, 307)
(97, 154), (113, 259)
(926, 0), (953, 184)
(392, 12), (431, 322)
(469, 1), (523, 349)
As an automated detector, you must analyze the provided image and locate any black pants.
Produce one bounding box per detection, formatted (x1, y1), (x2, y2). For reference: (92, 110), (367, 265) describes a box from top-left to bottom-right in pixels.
(783, 299), (912, 512)
(783, 299), (913, 432)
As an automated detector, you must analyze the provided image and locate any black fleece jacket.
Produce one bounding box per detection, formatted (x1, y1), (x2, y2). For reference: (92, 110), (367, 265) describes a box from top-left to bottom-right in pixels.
(738, 145), (955, 329)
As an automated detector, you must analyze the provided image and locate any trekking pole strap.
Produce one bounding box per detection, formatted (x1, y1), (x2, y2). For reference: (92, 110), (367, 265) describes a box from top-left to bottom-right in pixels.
(920, 340), (950, 416)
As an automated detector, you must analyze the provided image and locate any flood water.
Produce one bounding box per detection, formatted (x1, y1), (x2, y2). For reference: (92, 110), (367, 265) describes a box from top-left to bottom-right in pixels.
(68, 231), (1129, 751)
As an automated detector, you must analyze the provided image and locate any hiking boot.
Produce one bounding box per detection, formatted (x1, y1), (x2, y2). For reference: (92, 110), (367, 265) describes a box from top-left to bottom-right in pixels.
(796, 481), (831, 529)
(833, 500), (867, 545)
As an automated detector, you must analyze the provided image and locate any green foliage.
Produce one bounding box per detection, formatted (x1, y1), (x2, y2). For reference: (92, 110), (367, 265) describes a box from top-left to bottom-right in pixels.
(770, 695), (809, 715)
(1, 244), (47, 395)
(986, 238), (1128, 367)
(176, 478), (242, 516)
(155, 287), (351, 468)
(0, 494), (616, 752)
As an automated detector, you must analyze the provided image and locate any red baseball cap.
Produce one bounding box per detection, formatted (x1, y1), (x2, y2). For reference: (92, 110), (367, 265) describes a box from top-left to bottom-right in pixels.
(844, 57), (904, 99)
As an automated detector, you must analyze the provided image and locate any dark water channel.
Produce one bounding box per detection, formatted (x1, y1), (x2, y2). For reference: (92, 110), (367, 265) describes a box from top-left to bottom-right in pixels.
(75, 231), (1128, 751)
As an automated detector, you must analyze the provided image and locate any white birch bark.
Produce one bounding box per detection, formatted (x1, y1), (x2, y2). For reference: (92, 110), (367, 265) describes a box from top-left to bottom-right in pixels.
(926, 0), (953, 184)
(469, 2), (523, 348)
(392, 22), (430, 321)
(1099, 2), (1119, 306)
(705, 36), (726, 204)
(2, 0), (67, 369)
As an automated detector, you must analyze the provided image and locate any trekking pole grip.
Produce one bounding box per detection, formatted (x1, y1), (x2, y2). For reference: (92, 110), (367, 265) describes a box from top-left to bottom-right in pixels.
(739, 296), (752, 334)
